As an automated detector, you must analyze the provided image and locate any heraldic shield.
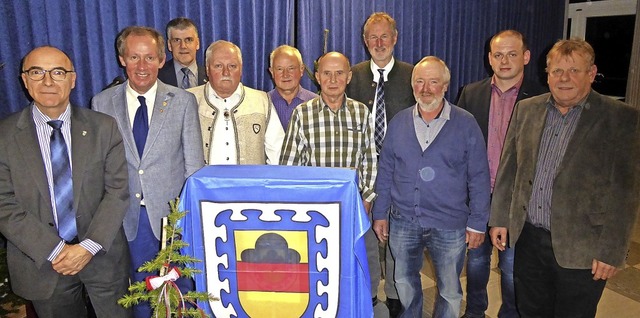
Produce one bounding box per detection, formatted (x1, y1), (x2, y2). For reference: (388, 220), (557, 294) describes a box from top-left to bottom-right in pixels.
(178, 165), (373, 318)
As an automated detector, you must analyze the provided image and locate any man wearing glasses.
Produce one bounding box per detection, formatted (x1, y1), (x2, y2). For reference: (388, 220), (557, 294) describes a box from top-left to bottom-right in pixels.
(346, 12), (415, 317)
(0, 46), (131, 317)
(158, 17), (207, 89)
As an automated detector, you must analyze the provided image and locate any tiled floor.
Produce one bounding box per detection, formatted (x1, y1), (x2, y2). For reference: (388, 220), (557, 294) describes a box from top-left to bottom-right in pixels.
(375, 217), (640, 317)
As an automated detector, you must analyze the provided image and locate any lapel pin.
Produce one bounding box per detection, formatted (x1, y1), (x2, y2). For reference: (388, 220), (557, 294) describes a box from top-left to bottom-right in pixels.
(82, 131), (87, 136)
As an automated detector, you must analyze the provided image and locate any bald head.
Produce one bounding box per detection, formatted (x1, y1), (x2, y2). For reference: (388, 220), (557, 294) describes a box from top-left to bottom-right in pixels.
(21, 46), (76, 119)
(315, 52), (352, 109)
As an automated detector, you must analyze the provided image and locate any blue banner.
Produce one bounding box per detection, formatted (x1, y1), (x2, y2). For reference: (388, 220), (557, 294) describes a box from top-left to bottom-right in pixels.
(178, 165), (373, 317)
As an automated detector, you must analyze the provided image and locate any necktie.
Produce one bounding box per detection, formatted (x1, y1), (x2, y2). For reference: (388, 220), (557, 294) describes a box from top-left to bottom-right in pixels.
(181, 67), (191, 89)
(133, 96), (149, 158)
(374, 69), (386, 154)
(47, 120), (77, 242)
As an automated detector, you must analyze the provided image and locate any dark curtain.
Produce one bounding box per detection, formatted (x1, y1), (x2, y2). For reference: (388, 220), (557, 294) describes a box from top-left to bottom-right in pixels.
(296, 0), (565, 99)
(0, 0), (563, 119)
(0, 0), (293, 118)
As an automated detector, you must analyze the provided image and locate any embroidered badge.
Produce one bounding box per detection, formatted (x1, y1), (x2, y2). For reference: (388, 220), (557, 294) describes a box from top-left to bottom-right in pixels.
(253, 124), (261, 134)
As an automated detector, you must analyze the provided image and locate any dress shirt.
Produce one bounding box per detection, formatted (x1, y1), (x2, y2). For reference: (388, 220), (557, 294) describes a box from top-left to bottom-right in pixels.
(173, 61), (198, 88)
(32, 105), (102, 260)
(487, 76), (522, 191)
(207, 84), (243, 165)
(268, 86), (317, 129)
(413, 103), (449, 152)
(370, 57), (395, 136)
(125, 81), (158, 128)
(279, 96), (377, 202)
(527, 97), (586, 230)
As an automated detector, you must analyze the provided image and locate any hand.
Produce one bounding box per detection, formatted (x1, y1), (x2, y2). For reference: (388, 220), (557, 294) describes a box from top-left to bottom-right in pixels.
(363, 200), (372, 214)
(466, 230), (485, 249)
(490, 227), (508, 251)
(372, 220), (389, 242)
(591, 259), (619, 280)
(52, 244), (93, 275)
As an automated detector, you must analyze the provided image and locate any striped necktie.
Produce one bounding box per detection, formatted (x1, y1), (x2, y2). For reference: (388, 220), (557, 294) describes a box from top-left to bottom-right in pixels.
(181, 67), (192, 89)
(47, 120), (77, 242)
(374, 69), (386, 154)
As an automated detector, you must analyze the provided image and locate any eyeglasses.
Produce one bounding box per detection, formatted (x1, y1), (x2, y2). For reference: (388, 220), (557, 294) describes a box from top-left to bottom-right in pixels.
(22, 67), (75, 81)
(169, 37), (197, 45)
(548, 67), (587, 78)
(366, 34), (392, 43)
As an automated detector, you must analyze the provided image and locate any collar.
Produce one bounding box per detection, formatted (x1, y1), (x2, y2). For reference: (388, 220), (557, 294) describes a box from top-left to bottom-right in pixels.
(126, 80), (158, 101)
(370, 57), (395, 83)
(32, 103), (72, 123)
(414, 99), (451, 121)
(318, 94), (347, 113)
(209, 82), (243, 101)
(546, 89), (592, 111)
(172, 60), (198, 77)
(491, 74), (524, 94)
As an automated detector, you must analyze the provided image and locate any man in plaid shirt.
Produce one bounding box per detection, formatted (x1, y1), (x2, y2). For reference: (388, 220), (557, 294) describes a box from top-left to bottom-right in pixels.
(279, 54), (378, 305)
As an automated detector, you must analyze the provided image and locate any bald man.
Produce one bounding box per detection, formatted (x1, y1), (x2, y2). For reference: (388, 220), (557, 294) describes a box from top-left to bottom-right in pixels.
(0, 46), (131, 317)
(279, 52), (378, 309)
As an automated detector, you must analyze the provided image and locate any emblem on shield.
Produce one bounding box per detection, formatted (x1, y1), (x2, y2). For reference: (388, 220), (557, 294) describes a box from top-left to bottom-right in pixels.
(201, 202), (341, 318)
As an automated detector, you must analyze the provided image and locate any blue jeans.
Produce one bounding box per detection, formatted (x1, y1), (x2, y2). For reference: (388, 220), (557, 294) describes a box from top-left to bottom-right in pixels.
(465, 231), (518, 318)
(389, 212), (466, 318)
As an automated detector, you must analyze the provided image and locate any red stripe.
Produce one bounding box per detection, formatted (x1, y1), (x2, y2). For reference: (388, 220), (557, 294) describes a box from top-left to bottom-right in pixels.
(236, 262), (309, 293)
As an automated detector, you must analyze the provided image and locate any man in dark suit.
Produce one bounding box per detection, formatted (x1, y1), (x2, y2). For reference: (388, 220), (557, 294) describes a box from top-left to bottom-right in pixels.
(457, 30), (546, 318)
(345, 12), (414, 317)
(92, 26), (204, 318)
(158, 17), (207, 88)
(0, 46), (131, 317)
(489, 39), (640, 317)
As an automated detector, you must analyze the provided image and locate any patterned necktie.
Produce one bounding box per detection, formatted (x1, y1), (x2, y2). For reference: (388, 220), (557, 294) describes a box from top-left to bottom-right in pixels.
(133, 96), (149, 158)
(181, 67), (191, 89)
(47, 120), (77, 242)
(374, 69), (386, 154)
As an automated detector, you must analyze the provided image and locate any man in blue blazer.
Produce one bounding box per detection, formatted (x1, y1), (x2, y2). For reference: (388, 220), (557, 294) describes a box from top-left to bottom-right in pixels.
(457, 30), (546, 318)
(0, 46), (131, 317)
(92, 26), (204, 318)
(158, 17), (207, 88)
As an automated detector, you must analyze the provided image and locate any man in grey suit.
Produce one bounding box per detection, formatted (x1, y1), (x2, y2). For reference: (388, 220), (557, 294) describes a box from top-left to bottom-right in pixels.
(457, 30), (546, 318)
(345, 12), (414, 317)
(92, 26), (204, 318)
(0, 46), (131, 317)
(489, 38), (640, 317)
(158, 17), (207, 88)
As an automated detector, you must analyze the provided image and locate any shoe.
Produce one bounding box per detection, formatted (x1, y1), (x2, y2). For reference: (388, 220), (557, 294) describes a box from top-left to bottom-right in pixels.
(386, 298), (401, 318)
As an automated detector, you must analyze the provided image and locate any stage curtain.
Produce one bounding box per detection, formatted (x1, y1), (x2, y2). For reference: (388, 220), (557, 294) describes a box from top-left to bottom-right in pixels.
(0, 0), (563, 119)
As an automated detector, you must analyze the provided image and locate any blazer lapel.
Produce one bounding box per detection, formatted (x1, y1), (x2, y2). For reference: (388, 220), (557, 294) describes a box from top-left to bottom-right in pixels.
(144, 82), (174, 160)
(14, 106), (53, 217)
(70, 107), (90, 212)
(558, 92), (601, 169)
(112, 83), (140, 164)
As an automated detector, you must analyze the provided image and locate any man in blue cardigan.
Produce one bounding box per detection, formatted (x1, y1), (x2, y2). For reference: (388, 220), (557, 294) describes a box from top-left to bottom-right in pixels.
(372, 56), (491, 318)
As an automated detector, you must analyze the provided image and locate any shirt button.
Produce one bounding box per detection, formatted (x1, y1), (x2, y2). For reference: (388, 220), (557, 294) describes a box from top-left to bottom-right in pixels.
(226, 157), (230, 160)
(226, 142), (229, 145)
(135, 193), (141, 198)
(138, 170), (144, 175)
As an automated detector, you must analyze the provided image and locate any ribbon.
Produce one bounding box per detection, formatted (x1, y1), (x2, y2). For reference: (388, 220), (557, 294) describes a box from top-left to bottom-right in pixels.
(145, 266), (182, 291)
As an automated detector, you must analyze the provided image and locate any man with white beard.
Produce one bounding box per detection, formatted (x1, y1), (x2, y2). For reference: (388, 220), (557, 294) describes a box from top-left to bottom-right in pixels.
(371, 56), (490, 317)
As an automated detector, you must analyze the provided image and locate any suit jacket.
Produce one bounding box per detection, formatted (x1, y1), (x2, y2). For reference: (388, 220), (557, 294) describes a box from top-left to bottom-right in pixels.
(158, 59), (207, 88)
(0, 105), (130, 299)
(489, 91), (640, 268)
(457, 76), (547, 142)
(346, 59), (415, 122)
(91, 80), (204, 240)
